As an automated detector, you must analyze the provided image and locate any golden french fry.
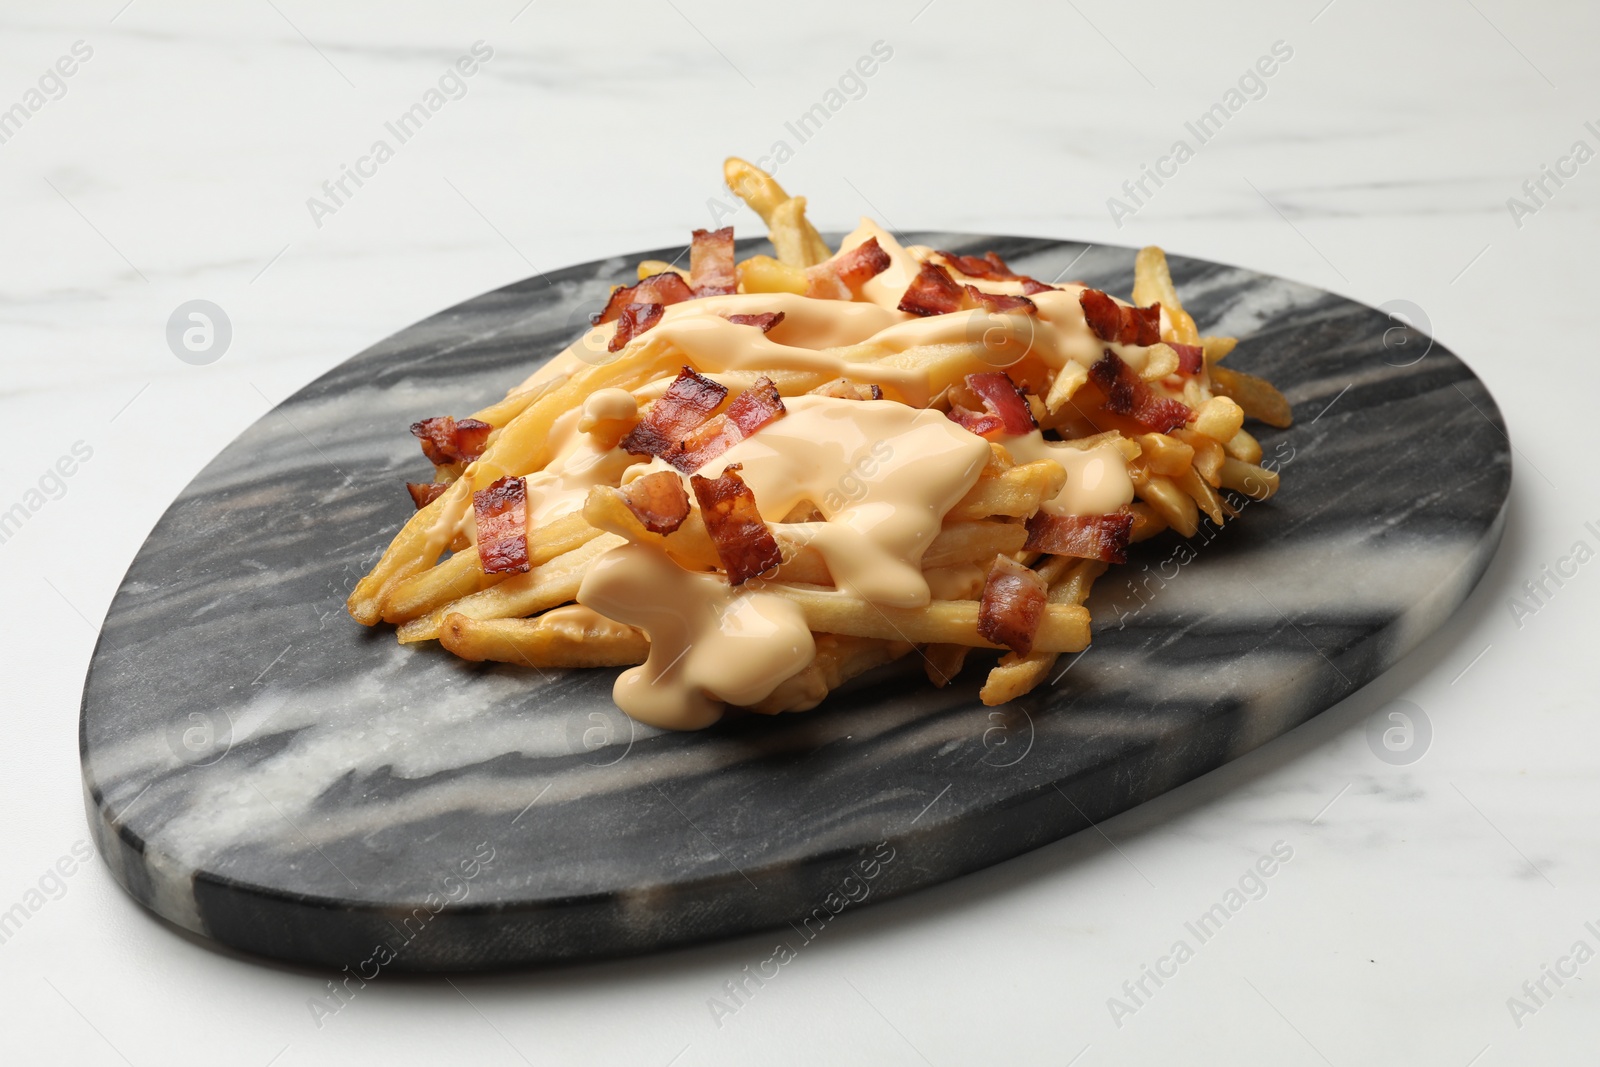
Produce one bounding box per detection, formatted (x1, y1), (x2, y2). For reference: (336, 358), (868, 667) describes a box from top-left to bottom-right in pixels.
(1219, 458), (1280, 500)
(1176, 465), (1226, 525)
(1127, 502), (1167, 542)
(1045, 360), (1088, 413)
(1192, 395), (1245, 444)
(398, 533), (625, 643)
(1209, 364), (1293, 429)
(724, 157), (831, 266)
(922, 521), (1027, 569)
(1135, 473), (1199, 538)
(1141, 343), (1180, 381)
(381, 513), (601, 624)
(758, 583), (1091, 653)
(1133, 246), (1200, 345)
(736, 254), (808, 295)
(949, 461), (1066, 521)
(923, 643), (970, 687)
(347, 479), (471, 626)
(1223, 427), (1263, 463)
(469, 374), (564, 429)
(1133, 433), (1195, 479)
(1173, 428), (1225, 486)
(1201, 335), (1237, 366)
(440, 608), (649, 667)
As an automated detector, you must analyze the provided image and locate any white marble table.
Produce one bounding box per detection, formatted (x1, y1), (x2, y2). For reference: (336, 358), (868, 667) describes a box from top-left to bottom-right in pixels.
(2, 1), (1595, 1063)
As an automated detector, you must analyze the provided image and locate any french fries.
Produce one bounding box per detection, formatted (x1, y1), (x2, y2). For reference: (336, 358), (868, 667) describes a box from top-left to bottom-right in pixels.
(348, 157), (1292, 726)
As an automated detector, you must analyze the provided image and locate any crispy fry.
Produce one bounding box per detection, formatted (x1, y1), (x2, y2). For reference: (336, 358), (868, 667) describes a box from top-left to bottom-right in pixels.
(1209, 364), (1293, 429)
(758, 583), (1091, 653)
(1135, 473), (1199, 538)
(440, 609), (649, 667)
(347, 479), (471, 625)
(1132, 246), (1200, 345)
(397, 534), (625, 643)
(636, 260), (689, 282)
(1192, 395), (1245, 444)
(1132, 433), (1195, 479)
(1223, 427), (1264, 463)
(948, 461), (1067, 521)
(923, 643), (971, 687)
(380, 513), (600, 624)
(1201, 335), (1237, 366)
(1141, 343), (1181, 381)
(1044, 360), (1088, 414)
(1127, 502), (1167, 542)
(1219, 457), (1280, 500)
(1176, 464), (1226, 525)
(723, 157), (831, 266)
(922, 521), (1028, 569)
(736, 254), (808, 295)
(1173, 428), (1226, 486)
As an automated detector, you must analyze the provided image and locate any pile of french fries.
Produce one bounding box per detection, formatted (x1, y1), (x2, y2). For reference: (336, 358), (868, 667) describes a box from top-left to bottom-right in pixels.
(347, 158), (1292, 716)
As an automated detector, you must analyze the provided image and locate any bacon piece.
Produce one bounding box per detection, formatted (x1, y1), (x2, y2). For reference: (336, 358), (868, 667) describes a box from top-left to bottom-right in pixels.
(607, 303), (665, 353)
(690, 226), (736, 297)
(938, 250), (1020, 280)
(473, 476), (530, 574)
(1019, 278), (1058, 295)
(621, 367), (729, 458)
(805, 237), (892, 300)
(897, 261), (967, 316)
(663, 377), (785, 473)
(410, 416), (493, 465)
(963, 285), (1037, 316)
(1088, 351), (1193, 432)
(405, 482), (449, 510)
(1169, 342), (1204, 377)
(830, 237), (892, 288)
(591, 272), (695, 327)
(1079, 287), (1162, 346)
(977, 555), (1049, 656)
(1024, 509), (1134, 564)
(620, 470), (691, 534)
(722, 311), (785, 333)
(965, 372), (1037, 435)
(690, 464), (782, 585)
(945, 406), (1004, 437)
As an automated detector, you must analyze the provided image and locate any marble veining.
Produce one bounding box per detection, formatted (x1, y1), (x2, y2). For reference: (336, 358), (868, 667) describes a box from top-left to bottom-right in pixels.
(79, 235), (1509, 969)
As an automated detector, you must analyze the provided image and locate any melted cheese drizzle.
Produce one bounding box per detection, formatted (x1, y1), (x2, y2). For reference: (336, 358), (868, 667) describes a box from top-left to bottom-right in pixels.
(577, 542), (816, 730)
(1004, 431), (1135, 516)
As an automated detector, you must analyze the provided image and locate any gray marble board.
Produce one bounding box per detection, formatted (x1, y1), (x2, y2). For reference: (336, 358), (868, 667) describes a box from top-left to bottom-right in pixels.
(79, 234), (1511, 970)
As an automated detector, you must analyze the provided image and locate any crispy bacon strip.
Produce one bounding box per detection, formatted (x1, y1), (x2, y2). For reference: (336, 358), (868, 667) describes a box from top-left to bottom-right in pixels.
(723, 311), (785, 333)
(621, 367), (729, 458)
(963, 285), (1037, 316)
(1019, 278), (1058, 295)
(945, 406), (1004, 437)
(620, 470), (691, 534)
(1088, 351), (1193, 432)
(410, 416), (492, 465)
(937, 250), (1019, 279)
(405, 482), (449, 510)
(690, 227), (736, 297)
(1024, 509), (1134, 564)
(897, 261), (966, 316)
(1080, 288), (1162, 346)
(1169, 342), (1204, 377)
(805, 237), (892, 299)
(608, 303), (665, 353)
(977, 555), (1048, 656)
(591, 272), (695, 327)
(664, 377), (785, 473)
(965, 372), (1037, 434)
(473, 476), (530, 574)
(690, 464), (782, 585)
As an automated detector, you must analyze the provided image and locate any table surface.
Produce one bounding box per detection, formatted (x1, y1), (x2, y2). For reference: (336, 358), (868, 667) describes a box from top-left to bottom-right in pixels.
(3, 2), (1595, 1064)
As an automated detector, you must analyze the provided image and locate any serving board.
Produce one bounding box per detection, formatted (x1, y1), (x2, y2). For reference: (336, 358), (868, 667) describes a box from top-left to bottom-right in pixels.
(81, 235), (1510, 970)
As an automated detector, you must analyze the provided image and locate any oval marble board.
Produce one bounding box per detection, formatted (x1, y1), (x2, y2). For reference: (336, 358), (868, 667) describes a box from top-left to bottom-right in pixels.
(81, 235), (1510, 970)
